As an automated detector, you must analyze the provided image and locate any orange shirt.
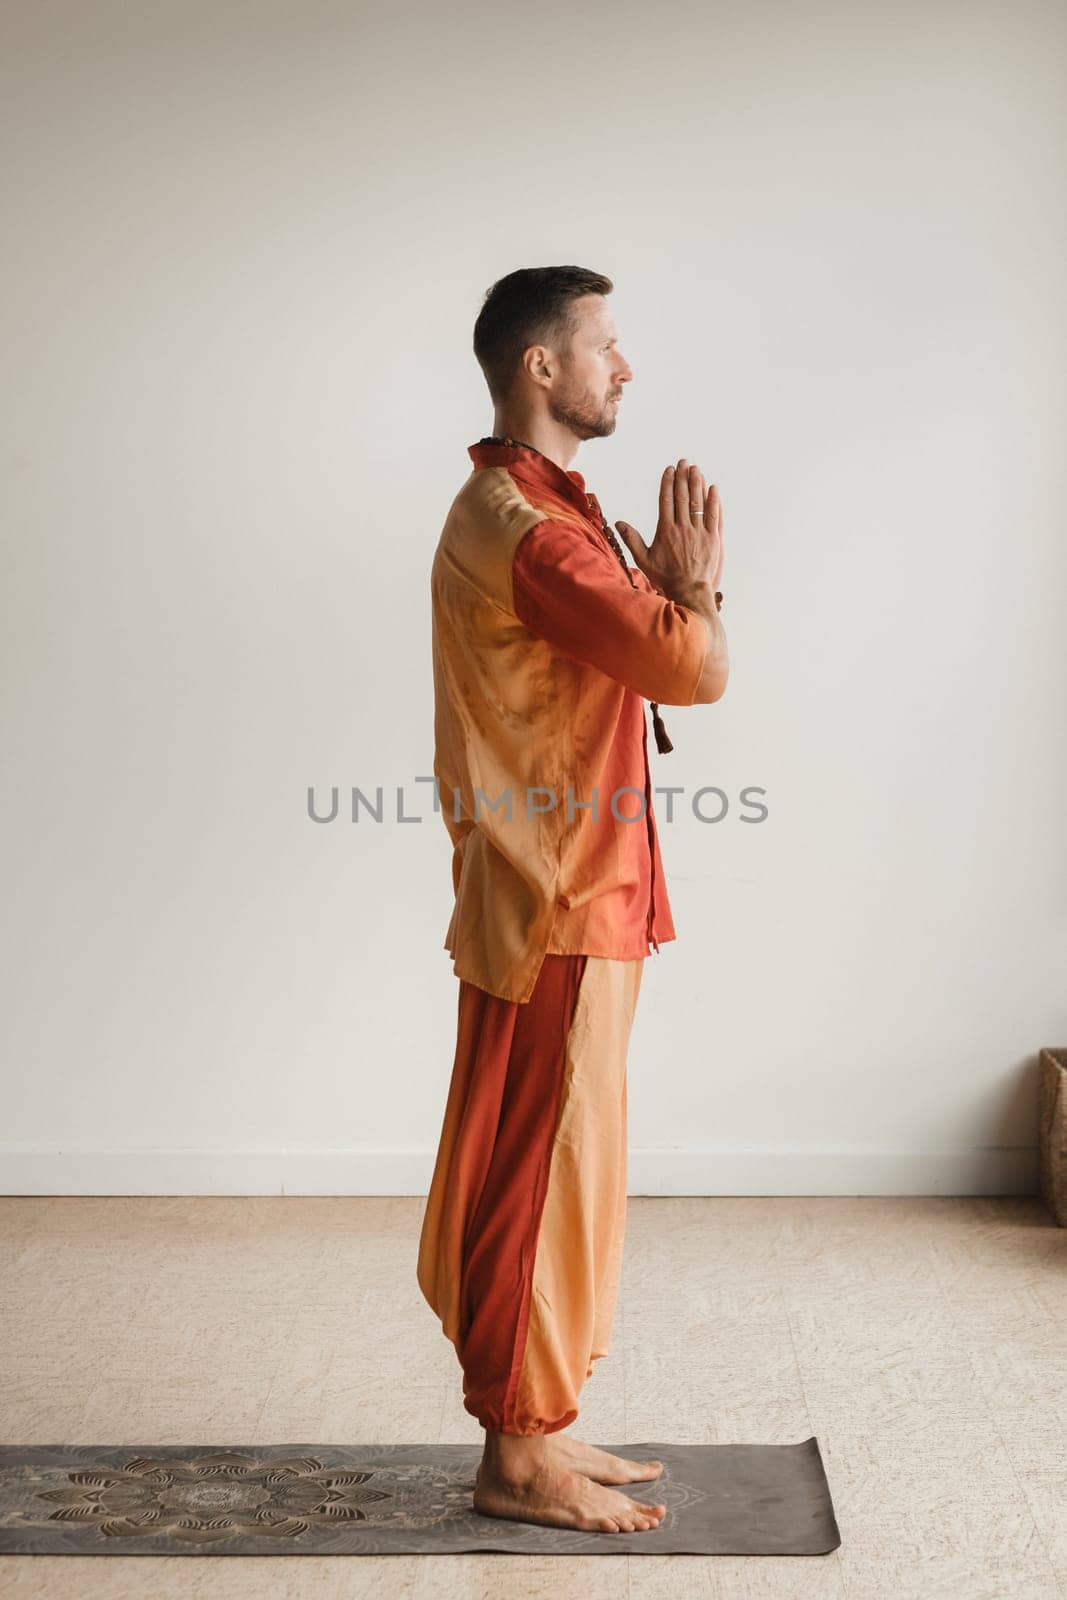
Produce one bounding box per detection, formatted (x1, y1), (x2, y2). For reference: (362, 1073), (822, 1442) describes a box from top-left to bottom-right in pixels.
(431, 438), (710, 1002)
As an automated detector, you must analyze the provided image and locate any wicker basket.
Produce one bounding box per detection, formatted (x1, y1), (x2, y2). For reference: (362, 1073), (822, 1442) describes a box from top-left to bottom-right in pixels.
(1039, 1047), (1067, 1226)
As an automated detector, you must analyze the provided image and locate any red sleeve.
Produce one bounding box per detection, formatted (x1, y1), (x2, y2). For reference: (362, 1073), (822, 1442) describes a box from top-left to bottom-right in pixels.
(510, 518), (709, 706)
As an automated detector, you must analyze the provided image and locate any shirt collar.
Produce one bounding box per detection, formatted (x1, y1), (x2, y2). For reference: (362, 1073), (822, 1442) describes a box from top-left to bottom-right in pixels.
(467, 436), (593, 519)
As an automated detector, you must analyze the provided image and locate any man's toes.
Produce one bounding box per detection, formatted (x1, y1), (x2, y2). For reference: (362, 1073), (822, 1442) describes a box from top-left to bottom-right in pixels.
(624, 1501), (651, 1525)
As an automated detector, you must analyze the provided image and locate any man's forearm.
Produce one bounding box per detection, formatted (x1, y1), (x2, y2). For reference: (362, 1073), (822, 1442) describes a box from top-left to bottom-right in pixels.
(673, 579), (726, 651)
(670, 579), (729, 700)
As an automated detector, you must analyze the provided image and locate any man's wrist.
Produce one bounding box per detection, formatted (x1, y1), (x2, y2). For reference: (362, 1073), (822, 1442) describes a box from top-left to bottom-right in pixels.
(670, 578), (723, 620)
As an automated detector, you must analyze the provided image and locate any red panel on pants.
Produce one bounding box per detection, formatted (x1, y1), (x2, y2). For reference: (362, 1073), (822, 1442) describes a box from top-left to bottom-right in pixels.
(417, 953), (587, 1434)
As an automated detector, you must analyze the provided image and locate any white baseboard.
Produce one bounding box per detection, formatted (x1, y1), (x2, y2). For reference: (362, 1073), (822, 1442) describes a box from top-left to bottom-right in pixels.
(0, 1144), (1039, 1197)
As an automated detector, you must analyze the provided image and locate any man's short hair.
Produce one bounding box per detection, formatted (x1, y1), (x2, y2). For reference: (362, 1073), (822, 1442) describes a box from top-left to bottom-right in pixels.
(473, 265), (613, 405)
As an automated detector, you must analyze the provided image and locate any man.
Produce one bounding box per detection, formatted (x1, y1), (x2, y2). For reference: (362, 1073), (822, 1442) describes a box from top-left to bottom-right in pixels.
(416, 265), (728, 1534)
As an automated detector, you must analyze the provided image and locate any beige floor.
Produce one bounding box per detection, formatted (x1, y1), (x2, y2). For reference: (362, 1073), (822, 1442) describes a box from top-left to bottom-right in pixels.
(1, 1194), (1065, 1599)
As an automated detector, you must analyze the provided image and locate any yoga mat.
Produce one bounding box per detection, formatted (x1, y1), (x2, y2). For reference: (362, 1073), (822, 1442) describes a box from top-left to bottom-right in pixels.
(0, 1437), (841, 1555)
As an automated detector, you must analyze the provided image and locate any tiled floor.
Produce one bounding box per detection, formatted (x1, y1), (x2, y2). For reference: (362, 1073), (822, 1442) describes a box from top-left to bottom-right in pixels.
(1, 1195), (1065, 1598)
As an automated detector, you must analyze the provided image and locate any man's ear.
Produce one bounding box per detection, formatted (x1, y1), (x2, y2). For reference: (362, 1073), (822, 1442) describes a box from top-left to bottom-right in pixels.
(522, 344), (553, 387)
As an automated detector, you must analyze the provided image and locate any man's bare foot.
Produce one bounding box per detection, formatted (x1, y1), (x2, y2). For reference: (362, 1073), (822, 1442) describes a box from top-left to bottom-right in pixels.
(473, 1431), (666, 1534)
(546, 1432), (664, 1485)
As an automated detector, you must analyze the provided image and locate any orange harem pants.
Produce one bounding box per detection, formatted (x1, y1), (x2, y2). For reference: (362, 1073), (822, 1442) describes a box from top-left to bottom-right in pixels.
(416, 952), (645, 1436)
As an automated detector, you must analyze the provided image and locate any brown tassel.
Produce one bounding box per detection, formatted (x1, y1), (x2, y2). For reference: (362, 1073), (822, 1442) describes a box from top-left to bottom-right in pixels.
(650, 701), (673, 753)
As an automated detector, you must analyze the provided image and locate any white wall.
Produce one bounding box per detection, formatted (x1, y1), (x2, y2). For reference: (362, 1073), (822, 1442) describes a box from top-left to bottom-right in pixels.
(2, 0), (1064, 1196)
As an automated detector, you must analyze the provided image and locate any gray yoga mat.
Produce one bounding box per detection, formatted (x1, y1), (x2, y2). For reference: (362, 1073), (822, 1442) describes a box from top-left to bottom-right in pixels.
(0, 1437), (840, 1555)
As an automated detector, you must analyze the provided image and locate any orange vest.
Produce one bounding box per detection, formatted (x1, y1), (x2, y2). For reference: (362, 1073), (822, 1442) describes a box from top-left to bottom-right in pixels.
(432, 439), (709, 1001)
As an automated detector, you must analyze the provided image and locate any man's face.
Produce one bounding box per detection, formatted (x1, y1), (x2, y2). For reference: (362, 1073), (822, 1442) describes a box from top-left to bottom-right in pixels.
(544, 295), (634, 440)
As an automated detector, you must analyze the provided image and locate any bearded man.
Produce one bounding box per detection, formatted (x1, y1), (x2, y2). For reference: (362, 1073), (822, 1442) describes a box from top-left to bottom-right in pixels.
(417, 264), (728, 1534)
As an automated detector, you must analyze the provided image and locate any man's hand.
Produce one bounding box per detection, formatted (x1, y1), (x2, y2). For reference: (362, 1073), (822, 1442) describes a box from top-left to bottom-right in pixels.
(616, 458), (729, 704)
(615, 458), (724, 603)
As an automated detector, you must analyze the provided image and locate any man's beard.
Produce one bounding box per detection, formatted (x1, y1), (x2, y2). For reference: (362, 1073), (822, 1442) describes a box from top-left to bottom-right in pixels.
(546, 376), (617, 440)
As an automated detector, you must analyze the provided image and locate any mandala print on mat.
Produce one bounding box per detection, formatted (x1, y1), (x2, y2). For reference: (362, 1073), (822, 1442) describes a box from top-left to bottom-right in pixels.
(30, 1451), (469, 1544)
